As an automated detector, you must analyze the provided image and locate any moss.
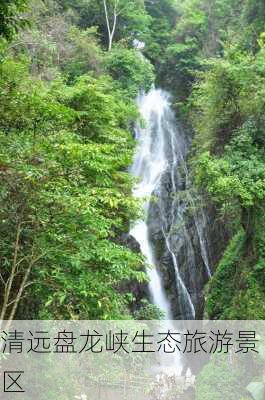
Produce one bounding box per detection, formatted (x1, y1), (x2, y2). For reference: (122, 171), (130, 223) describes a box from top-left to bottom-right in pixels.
(205, 230), (245, 319)
(206, 227), (265, 320)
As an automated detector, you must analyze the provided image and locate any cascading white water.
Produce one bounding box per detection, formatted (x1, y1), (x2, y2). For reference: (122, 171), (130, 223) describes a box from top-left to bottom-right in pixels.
(130, 88), (193, 319)
(130, 89), (173, 319)
(130, 88), (211, 320)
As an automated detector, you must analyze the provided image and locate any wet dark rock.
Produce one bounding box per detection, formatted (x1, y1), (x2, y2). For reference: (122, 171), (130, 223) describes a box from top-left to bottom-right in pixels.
(118, 232), (141, 253)
(148, 183), (229, 319)
(116, 232), (149, 312)
(147, 164), (213, 319)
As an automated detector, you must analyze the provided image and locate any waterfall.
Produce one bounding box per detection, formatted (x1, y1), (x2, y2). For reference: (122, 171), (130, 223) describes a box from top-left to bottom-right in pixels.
(130, 89), (173, 320)
(130, 88), (211, 320)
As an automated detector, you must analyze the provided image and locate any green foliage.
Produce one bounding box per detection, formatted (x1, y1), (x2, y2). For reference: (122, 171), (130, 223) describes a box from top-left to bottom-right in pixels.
(59, 73), (139, 140)
(0, 55), (148, 319)
(104, 46), (155, 98)
(0, 0), (29, 39)
(161, 39), (201, 102)
(61, 26), (102, 80)
(156, 0), (206, 100)
(0, 57), (75, 134)
(12, 2), (103, 81)
(191, 43), (265, 233)
(191, 60), (240, 152)
(241, 0), (265, 51)
(144, 0), (181, 92)
(205, 231), (245, 319)
(144, 0), (241, 102)
(197, 134), (265, 319)
(190, 14), (265, 320)
(57, 0), (151, 50)
(144, 0), (179, 60)
(134, 300), (165, 320)
(191, 44), (265, 152)
(194, 131), (265, 212)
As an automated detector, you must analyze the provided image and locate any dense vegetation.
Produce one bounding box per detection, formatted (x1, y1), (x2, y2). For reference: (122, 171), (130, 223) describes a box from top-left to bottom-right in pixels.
(185, 0), (265, 320)
(0, 0), (264, 321)
(0, 0), (155, 320)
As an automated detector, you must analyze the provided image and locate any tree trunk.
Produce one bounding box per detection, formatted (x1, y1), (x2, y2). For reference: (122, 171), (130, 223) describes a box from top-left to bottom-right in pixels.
(103, 0), (118, 51)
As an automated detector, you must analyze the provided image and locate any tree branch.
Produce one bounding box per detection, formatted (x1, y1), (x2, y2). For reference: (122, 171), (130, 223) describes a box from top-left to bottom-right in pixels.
(103, 0), (120, 51)
(8, 252), (45, 322)
(0, 272), (6, 287)
(0, 222), (22, 321)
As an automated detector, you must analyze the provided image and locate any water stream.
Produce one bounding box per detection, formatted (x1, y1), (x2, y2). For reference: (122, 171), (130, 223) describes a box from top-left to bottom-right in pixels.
(130, 89), (173, 319)
(130, 88), (211, 320)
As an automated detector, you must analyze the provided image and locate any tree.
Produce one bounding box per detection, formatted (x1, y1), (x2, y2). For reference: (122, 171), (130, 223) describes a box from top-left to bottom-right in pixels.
(58, 0), (151, 51)
(103, 0), (120, 51)
(104, 45), (154, 97)
(0, 56), (147, 320)
(0, 0), (29, 39)
(102, 0), (151, 51)
(9, 1), (103, 81)
(191, 38), (265, 320)
(144, 0), (179, 63)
